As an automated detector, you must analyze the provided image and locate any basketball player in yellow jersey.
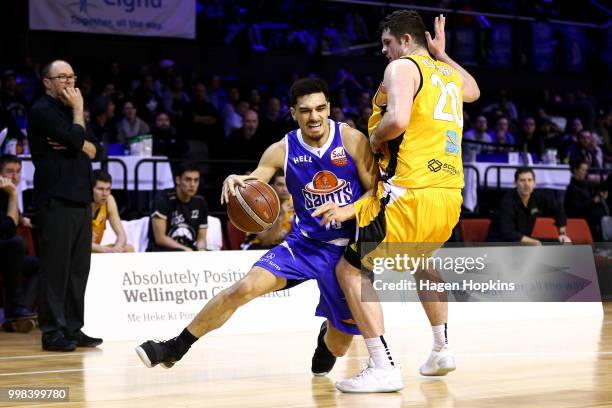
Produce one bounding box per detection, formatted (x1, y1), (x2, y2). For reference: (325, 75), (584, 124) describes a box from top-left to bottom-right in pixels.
(91, 170), (133, 253)
(314, 11), (480, 392)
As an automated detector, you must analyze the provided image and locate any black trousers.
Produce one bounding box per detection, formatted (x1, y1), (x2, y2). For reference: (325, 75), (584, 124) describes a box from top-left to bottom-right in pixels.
(0, 236), (27, 315)
(37, 198), (91, 335)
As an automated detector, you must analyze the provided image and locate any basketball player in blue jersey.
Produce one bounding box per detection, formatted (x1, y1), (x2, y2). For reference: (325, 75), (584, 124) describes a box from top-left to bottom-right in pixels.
(135, 78), (379, 377)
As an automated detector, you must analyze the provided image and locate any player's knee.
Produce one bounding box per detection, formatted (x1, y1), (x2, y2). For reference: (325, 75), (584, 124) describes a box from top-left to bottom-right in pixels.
(335, 259), (358, 287)
(226, 279), (257, 305)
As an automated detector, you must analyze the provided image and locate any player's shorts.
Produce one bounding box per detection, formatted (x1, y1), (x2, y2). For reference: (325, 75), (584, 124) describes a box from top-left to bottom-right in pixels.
(253, 231), (359, 335)
(345, 181), (463, 270)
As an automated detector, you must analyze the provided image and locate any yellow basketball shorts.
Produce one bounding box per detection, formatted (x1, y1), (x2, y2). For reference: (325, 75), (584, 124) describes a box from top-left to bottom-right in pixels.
(345, 181), (463, 270)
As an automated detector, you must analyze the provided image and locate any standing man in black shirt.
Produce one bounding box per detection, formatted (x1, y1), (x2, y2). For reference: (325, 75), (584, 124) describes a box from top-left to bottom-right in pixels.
(488, 167), (572, 244)
(27, 60), (103, 352)
(148, 162), (208, 252)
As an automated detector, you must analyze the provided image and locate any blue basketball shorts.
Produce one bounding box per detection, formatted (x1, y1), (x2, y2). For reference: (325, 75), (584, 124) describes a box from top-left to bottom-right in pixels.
(253, 231), (359, 335)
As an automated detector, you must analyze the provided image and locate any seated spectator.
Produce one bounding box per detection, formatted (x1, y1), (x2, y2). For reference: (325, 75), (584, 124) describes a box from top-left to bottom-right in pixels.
(133, 73), (164, 124)
(249, 88), (262, 113)
(227, 109), (267, 162)
(89, 95), (118, 152)
(161, 75), (190, 126)
(1, 69), (29, 136)
(116, 100), (150, 146)
(222, 88), (243, 138)
(241, 170), (294, 249)
(488, 167), (571, 244)
(463, 115), (493, 160)
(567, 130), (594, 167)
(483, 89), (518, 122)
(0, 155), (31, 226)
(330, 106), (346, 123)
(538, 116), (562, 150)
(589, 132), (604, 168)
(355, 106), (372, 136)
(564, 161), (608, 240)
(91, 170), (134, 253)
(595, 110), (612, 160)
(184, 82), (222, 160)
(490, 116), (516, 152)
(148, 162), (208, 252)
(260, 97), (290, 140)
(559, 118), (583, 161)
(151, 112), (186, 159)
(518, 116), (545, 161)
(207, 75), (228, 112)
(0, 155), (38, 332)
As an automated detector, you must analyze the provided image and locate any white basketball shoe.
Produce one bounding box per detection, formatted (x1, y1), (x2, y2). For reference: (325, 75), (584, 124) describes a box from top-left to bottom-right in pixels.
(335, 359), (404, 393)
(419, 346), (456, 376)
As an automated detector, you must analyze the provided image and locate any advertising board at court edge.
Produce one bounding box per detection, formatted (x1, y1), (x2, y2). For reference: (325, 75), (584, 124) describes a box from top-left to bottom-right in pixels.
(29, 0), (196, 39)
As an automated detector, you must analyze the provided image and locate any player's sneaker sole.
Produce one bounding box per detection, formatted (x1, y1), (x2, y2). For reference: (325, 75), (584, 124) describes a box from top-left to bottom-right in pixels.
(136, 340), (178, 369)
(336, 360), (404, 393)
(419, 348), (456, 376)
(135, 345), (153, 368)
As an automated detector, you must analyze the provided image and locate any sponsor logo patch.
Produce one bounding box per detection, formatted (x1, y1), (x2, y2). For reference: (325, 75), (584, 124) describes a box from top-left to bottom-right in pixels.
(330, 146), (348, 167)
(427, 159), (459, 176)
(445, 130), (459, 156)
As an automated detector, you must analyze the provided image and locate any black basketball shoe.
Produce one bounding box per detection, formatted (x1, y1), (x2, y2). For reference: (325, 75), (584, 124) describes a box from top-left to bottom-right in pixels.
(135, 338), (187, 369)
(311, 321), (337, 376)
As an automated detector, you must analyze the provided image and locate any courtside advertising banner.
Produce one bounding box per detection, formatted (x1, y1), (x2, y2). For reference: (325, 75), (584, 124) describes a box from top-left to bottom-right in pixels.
(83, 249), (603, 341)
(29, 0), (196, 39)
(84, 251), (322, 340)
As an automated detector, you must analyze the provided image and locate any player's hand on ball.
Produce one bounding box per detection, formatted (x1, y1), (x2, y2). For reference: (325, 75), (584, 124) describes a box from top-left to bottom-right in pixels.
(220, 174), (258, 204)
(312, 202), (352, 225)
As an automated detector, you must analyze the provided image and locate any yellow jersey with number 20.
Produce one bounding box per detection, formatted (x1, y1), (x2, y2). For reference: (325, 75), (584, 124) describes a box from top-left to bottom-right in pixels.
(368, 53), (464, 189)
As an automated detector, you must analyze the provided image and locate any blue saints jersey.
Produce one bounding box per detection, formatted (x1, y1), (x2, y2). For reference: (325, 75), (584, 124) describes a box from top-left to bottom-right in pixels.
(284, 120), (363, 243)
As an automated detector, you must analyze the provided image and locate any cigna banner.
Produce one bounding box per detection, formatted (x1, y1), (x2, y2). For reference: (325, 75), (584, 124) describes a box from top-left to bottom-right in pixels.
(29, 0), (195, 39)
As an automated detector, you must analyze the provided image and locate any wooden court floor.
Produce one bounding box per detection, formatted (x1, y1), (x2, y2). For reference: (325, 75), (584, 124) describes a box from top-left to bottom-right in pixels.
(0, 303), (610, 407)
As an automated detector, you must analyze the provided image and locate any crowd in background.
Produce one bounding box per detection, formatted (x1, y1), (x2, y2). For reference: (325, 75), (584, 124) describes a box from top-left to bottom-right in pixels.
(1, 57), (610, 168)
(0, 56), (610, 243)
(195, 0), (607, 54)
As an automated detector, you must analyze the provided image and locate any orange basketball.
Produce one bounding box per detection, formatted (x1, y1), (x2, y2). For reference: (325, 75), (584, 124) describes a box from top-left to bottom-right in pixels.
(227, 180), (280, 233)
(312, 171), (338, 191)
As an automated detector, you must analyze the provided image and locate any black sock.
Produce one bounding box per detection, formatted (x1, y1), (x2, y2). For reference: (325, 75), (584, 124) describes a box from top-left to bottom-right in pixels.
(444, 323), (448, 345)
(175, 328), (198, 354)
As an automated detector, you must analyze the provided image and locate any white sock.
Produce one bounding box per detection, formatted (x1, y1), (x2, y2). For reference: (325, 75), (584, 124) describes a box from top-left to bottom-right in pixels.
(365, 336), (395, 370)
(432, 323), (448, 352)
